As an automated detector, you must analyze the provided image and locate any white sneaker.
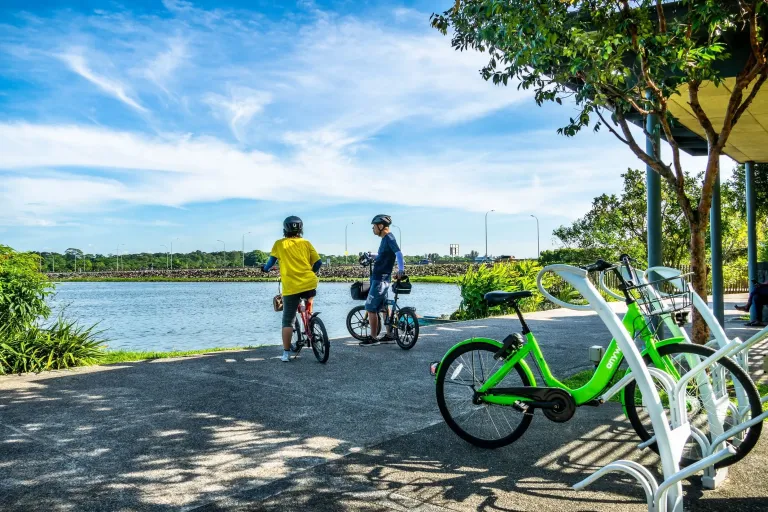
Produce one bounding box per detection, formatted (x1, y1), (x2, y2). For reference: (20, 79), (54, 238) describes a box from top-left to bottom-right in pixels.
(281, 352), (291, 362)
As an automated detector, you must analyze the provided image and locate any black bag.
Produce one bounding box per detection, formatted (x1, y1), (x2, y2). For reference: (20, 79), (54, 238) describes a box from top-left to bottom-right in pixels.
(393, 275), (412, 295)
(350, 281), (371, 301)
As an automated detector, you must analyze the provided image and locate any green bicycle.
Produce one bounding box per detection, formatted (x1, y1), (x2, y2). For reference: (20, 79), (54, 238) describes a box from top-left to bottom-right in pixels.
(432, 258), (762, 468)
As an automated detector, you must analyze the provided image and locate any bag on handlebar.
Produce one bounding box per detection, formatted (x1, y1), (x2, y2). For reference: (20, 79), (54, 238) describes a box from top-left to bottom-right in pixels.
(393, 275), (412, 295)
(273, 280), (283, 312)
(350, 280), (370, 301)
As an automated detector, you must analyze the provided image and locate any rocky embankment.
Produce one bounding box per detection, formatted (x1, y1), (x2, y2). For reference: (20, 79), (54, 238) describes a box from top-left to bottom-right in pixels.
(47, 264), (473, 281)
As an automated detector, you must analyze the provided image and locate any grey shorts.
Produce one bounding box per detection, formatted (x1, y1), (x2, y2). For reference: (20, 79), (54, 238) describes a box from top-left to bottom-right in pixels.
(282, 289), (317, 328)
(364, 277), (390, 312)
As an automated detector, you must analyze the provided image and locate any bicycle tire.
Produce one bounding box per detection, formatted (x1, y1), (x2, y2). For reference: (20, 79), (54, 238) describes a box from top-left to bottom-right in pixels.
(436, 341), (534, 448)
(623, 343), (763, 469)
(395, 307), (419, 350)
(290, 316), (304, 355)
(310, 317), (330, 363)
(345, 305), (385, 341)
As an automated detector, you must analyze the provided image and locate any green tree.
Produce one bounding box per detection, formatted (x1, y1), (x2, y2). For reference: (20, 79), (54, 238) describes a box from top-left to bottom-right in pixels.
(553, 168), (694, 269)
(432, 0), (768, 342)
(725, 163), (768, 220)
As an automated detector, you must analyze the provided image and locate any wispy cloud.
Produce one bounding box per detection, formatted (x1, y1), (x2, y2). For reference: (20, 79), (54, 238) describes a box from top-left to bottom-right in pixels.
(205, 87), (272, 141)
(58, 50), (148, 113)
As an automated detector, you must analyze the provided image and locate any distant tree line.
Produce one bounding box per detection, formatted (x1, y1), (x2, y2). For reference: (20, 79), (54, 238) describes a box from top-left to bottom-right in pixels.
(31, 249), (486, 272)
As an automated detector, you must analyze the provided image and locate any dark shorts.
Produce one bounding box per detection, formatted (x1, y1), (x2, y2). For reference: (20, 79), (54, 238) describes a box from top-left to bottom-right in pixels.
(364, 277), (390, 313)
(282, 289), (317, 328)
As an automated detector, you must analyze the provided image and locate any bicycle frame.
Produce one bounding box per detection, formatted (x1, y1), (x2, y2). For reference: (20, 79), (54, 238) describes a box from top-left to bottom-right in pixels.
(296, 298), (317, 346)
(473, 301), (683, 406)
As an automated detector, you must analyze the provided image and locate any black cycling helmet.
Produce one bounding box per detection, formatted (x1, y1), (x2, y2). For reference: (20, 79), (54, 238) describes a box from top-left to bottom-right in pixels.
(283, 216), (303, 237)
(371, 214), (392, 227)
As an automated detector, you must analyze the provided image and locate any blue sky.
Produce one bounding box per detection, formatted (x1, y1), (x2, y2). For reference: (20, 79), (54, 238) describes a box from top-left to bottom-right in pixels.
(0, 0), (728, 258)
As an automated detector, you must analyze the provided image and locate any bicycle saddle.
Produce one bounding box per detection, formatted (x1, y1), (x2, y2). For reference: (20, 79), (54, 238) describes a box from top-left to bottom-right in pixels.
(484, 290), (533, 306)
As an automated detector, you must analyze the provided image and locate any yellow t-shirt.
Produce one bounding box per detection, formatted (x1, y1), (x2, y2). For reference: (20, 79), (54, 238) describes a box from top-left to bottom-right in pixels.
(270, 237), (321, 296)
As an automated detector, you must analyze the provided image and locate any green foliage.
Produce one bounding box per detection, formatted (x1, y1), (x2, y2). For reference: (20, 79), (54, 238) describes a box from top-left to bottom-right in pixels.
(552, 168), (698, 269)
(726, 164), (768, 221)
(0, 245), (106, 374)
(0, 317), (105, 374)
(452, 260), (549, 320)
(538, 247), (614, 266)
(0, 245), (51, 334)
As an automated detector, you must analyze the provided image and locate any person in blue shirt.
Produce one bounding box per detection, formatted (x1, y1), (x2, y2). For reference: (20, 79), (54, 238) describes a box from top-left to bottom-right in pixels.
(360, 214), (405, 346)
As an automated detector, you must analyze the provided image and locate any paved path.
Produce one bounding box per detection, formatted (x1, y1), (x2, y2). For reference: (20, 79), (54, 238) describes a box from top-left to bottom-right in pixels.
(1, 295), (767, 511)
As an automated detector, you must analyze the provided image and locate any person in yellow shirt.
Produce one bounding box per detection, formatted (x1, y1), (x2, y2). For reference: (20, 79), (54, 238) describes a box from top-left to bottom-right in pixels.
(262, 216), (322, 361)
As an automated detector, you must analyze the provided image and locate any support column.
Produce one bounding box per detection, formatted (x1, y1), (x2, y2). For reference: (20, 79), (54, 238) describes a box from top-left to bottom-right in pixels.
(646, 112), (663, 272)
(746, 161), (758, 322)
(710, 170), (724, 326)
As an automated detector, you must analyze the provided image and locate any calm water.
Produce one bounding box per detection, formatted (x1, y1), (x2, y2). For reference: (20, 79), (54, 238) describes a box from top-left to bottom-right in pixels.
(49, 282), (462, 352)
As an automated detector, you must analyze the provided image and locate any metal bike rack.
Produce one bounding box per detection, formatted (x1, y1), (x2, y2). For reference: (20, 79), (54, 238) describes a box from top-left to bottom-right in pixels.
(538, 264), (756, 511)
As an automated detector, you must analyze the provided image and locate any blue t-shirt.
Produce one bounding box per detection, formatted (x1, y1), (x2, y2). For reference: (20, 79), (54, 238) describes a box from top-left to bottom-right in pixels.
(372, 233), (400, 278)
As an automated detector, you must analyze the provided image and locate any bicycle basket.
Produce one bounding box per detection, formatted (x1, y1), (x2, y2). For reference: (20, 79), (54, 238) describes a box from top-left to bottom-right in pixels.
(626, 272), (692, 318)
(393, 275), (412, 295)
(350, 280), (370, 301)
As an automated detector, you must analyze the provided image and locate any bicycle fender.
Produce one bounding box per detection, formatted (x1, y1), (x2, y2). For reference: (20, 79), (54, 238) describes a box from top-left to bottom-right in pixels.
(310, 312), (321, 321)
(433, 337), (537, 386)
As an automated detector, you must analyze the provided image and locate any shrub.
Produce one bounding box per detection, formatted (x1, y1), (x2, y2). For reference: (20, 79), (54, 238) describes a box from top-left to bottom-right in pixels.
(0, 245), (105, 374)
(452, 260), (551, 320)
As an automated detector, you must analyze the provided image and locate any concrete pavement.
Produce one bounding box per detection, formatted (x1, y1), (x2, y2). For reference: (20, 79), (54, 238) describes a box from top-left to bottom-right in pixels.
(1, 294), (766, 511)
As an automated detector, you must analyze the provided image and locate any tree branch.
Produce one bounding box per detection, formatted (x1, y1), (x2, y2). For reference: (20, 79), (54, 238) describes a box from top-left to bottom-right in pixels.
(732, 68), (768, 127)
(688, 80), (718, 144)
(595, 108), (629, 144)
(655, 0), (667, 34)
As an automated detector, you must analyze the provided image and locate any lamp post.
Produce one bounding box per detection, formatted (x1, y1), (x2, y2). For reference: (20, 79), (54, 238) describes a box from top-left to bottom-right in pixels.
(530, 214), (540, 259)
(160, 245), (168, 269)
(345, 222), (354, 265)
(485, 209), (495, 261)
(170, 238), (179, 270)
(242, 232), (251, 268)
(217, 240), (226, 267)
(392, 224), (402, 251)
(117, 244), (125, 271)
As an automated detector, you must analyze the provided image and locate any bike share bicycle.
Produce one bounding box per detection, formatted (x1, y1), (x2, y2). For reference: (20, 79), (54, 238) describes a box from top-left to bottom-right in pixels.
(346, 253), (419, 349)
(273, 278), (331, 363)
(431, 256), (762, 469)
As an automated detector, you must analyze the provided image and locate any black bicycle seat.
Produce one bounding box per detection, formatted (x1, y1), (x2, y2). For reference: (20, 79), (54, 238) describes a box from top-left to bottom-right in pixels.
(484, 290), (533, 307)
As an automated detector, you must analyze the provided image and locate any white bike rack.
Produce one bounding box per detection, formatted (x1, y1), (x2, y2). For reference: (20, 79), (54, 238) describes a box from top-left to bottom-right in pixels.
(537, 265), (754, 511)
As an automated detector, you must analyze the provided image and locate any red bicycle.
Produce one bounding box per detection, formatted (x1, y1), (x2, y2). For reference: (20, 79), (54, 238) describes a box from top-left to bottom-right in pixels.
(290, 290), (330, 363)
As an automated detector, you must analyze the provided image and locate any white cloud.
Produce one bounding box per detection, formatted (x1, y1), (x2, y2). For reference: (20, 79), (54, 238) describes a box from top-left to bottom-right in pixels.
(142, 38), (189, 94)
(58, 50), (148, 113)
(204, 87), (273, 141)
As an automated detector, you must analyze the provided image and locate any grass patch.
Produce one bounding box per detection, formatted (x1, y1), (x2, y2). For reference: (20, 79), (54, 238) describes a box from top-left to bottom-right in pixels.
(100, 346), (262, 365)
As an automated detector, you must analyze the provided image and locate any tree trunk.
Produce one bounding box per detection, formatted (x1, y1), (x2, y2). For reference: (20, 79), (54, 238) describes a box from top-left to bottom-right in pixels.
(689, 220), (710, 344)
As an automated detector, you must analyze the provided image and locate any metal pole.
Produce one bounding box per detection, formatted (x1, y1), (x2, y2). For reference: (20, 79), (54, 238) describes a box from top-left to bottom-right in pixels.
(116, 245), (119, 271)
(345, 222), (354, 265)
(530, 214), (540, 258)
(710, 169), (724, 326)
(242, 232), (251, 268)
(485, 210), (495, 260)
(746, 161), (758, 322)
(392, 225), (402, 251)
(161, 245), (168, 269)
(170, 238), (179, 270)
(646, 94), (663, 336)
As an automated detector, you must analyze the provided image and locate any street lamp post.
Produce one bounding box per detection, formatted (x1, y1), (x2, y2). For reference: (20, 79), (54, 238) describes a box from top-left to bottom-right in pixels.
(485, 210), (495, 261)
(160, 245), (168, 269)
(530, 214), (540, 259)
(170, 238), (179, 270)
(242, 232), (251, 268)
(217, 240), (226, 267)
(117, 244), (126, 271)
(392, 224), (402, 252)
(345, 222), (354, 265)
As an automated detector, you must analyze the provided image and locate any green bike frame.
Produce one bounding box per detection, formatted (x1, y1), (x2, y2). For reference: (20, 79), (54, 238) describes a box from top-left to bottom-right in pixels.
(436, 301), (685, 407)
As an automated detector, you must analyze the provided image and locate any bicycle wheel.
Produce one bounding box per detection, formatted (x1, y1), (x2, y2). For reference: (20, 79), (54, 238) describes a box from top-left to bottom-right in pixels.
(435, 341), (534, 448)
(310, 317), (330, 363)
(623, 343), (763, 469)
(290, 316), (305, 355)
(395, 307), (419, 350)
(346, 305), (385, 341)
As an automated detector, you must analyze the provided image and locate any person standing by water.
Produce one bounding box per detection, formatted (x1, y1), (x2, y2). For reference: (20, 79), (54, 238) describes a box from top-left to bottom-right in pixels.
(262, 216), (322, 361)
(360, 214), (405, 346)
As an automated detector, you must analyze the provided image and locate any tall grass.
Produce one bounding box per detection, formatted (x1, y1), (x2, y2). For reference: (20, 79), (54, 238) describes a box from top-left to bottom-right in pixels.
(0, 317), (106, 374)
